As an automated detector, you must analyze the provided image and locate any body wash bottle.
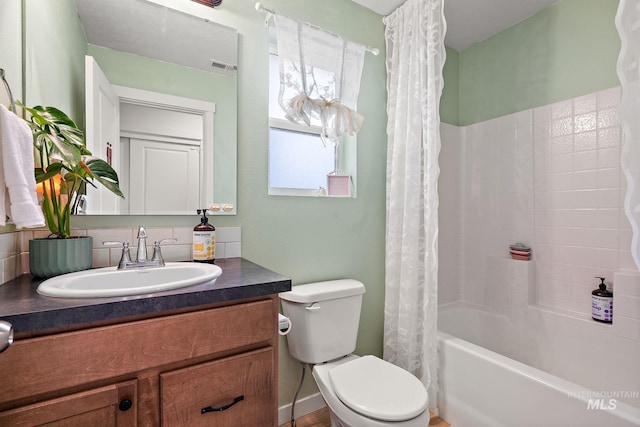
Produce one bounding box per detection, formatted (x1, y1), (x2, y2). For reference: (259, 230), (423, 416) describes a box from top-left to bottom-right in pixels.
(193, 209), (215, 264)
(592, 277), (613, 324)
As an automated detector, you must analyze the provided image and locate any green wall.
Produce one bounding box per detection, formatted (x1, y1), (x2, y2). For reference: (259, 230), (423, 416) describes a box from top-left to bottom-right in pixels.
(453, 0), (620, 126)
(24, 0), (87, 124)
(440, 47), (459, 125)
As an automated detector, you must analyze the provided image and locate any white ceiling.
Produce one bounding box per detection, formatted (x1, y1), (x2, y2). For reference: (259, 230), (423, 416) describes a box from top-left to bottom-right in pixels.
(75, 0), (237, 75)
(352, 0), (560, 51)
(75, 0), (560, 74)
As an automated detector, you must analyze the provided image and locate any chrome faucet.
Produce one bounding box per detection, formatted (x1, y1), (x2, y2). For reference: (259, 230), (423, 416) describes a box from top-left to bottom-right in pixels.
(103, 226), (177, 270)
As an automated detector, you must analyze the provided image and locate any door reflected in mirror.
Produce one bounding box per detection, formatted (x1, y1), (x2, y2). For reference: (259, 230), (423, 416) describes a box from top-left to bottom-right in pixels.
(85, 57), (215, 215)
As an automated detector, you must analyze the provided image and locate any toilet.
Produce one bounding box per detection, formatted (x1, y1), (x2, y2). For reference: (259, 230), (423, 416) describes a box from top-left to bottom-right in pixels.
(279, 279), (430, 427)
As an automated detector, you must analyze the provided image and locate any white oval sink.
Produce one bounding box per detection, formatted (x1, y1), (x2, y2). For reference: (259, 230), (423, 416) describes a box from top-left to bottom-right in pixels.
(37, 262), (222, 298)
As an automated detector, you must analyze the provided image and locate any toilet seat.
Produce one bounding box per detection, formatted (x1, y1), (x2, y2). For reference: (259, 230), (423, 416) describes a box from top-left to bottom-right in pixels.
(328, 355), (428, 422)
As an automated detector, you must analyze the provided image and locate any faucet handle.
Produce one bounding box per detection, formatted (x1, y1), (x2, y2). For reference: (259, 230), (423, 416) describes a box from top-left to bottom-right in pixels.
(157, 238), (178, 245)
(151, 238), (178, 265)
(103, 241), (132, 269)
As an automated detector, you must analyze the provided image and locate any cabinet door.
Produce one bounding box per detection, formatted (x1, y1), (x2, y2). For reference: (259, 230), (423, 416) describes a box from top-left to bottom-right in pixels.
(161, 347), (274, 427)
(0, 380), (136, 426)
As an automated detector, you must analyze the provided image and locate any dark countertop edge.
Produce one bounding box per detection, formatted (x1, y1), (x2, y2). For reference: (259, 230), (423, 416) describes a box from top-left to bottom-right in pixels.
(0, 258), (292, 337)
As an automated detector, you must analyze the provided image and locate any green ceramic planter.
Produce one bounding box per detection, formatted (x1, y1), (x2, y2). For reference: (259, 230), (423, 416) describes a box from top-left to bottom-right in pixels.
(29, 236), (93, 279)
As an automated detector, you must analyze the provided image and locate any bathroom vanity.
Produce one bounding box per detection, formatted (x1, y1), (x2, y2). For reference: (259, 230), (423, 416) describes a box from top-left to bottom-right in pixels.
(0, 258), (290, 426)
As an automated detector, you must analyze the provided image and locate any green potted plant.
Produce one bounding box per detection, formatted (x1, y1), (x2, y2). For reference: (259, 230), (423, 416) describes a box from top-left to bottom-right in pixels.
(21, 104), (124, 278)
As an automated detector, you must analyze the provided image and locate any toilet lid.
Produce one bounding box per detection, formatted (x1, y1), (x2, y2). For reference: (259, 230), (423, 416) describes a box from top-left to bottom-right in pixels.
(328, 355), (428, 422)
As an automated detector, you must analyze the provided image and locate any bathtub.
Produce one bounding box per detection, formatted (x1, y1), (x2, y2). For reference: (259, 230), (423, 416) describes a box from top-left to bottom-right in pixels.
(437, 303), (640, 427)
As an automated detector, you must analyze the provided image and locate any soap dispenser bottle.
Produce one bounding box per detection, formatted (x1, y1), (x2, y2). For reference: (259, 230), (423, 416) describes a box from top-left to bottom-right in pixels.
(592, 277), (613, 324)
(193, 208), (215, 264)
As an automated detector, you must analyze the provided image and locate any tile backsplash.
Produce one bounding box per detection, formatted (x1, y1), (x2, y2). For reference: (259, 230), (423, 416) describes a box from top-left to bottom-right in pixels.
(0, 226), (241, 284)
(0, 232), (22, 285)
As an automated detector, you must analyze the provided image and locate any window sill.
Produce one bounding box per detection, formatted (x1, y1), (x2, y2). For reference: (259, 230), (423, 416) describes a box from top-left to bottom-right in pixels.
(268, 187), (354, 198)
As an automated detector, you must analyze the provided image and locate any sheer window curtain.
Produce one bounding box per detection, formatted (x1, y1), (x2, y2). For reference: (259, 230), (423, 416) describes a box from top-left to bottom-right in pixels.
(274, 14), (366, 145)
(383, 0), (446, 412)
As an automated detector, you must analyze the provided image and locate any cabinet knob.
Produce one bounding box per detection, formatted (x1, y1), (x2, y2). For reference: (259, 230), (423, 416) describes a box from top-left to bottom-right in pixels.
(201, 395), (244, 414)
(119, 399), (133, 412)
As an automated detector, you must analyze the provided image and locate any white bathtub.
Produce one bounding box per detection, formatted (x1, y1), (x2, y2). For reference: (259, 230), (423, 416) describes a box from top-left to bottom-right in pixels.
(438, 303), (640, 427)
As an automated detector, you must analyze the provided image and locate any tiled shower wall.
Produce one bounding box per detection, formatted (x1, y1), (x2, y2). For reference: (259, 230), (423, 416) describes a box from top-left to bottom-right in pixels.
(439, 87), (638, 317)
(0, 226), (241, 284)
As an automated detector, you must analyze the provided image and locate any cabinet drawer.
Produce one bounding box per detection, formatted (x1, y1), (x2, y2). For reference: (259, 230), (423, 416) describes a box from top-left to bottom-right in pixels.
(161, 347), (274, 427)
(0, 380), (136, 427)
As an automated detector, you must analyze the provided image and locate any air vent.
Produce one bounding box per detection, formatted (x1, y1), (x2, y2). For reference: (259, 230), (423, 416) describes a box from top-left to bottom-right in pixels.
(192, 0), (222, 8)
(210, 60), (237, 71)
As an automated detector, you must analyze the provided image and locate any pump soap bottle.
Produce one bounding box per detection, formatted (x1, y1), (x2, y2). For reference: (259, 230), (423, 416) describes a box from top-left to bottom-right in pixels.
(591, 277), (613, 324)
(193, 209), (215, 264)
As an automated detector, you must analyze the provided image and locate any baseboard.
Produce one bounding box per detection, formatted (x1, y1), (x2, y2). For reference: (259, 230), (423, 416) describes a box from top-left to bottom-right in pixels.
(278, 392), (326, 425)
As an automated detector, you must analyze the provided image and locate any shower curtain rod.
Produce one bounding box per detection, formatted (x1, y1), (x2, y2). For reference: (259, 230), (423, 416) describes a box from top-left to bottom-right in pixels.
(254, 2), (380, 56)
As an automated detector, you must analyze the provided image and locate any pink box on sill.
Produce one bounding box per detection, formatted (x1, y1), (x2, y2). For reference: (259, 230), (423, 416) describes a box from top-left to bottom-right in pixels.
(327, 174), (351, 197)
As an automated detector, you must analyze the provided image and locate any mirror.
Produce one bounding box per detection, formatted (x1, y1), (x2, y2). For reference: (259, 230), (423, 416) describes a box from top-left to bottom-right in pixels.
(24, 0), (237, 215)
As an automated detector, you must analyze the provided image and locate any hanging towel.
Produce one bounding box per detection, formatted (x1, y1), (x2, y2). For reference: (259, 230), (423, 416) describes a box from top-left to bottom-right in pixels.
(0, 104), (45, 229)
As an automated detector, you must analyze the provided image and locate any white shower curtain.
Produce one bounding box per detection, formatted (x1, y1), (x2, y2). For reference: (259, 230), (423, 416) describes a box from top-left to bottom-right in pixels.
(383, 0), (446, 412)
(616, 0), (640, 271)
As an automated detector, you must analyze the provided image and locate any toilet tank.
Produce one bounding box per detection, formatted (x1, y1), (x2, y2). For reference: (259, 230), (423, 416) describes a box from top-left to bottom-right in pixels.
(279, 279), (366, 364)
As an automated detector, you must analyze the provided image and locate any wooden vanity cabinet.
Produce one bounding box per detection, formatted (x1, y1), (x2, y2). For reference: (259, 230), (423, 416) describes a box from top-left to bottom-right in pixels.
(0, 296), (279, 426)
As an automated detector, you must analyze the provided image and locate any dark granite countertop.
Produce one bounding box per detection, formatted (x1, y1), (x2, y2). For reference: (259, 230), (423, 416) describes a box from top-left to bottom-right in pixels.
(0, 258), (291, 338)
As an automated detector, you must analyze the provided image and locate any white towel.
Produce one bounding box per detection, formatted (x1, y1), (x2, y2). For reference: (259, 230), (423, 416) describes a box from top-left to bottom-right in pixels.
(0, 104), (45, 229)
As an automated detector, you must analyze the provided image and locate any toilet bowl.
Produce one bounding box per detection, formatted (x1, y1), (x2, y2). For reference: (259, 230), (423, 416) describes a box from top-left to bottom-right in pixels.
(279, 279), (430, 427)
(313, 354), (430, 427)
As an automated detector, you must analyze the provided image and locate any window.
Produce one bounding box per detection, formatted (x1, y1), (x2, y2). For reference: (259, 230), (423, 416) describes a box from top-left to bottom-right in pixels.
(268, 53), (356, 197)
(269, 123), (334, 190)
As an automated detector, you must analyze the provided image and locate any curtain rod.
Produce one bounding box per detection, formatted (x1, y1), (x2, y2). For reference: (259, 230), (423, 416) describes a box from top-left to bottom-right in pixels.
(254, 2), (380, 56)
